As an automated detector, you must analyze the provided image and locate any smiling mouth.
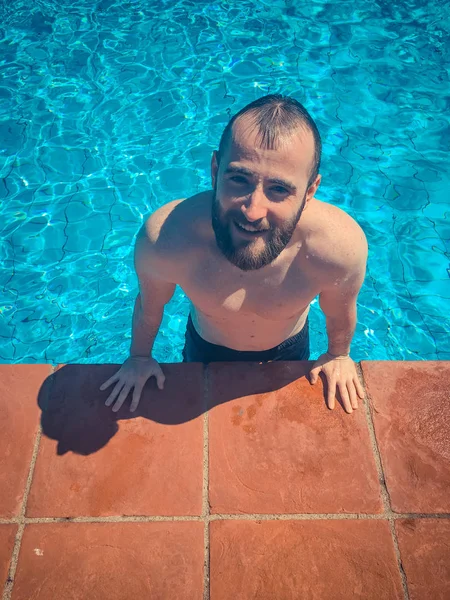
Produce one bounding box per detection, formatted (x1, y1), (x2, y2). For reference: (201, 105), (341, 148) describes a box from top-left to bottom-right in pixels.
(233, 219), (269, 235)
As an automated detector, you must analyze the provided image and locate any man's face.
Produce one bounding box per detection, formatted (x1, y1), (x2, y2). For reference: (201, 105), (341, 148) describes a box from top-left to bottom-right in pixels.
(211, 118), (320, 271)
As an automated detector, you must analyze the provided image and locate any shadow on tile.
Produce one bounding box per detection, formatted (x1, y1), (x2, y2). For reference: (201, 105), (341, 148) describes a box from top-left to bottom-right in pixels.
(37, 361), (336, 456)
(37, 363), (205, 456)
(206, 360), (357, 415)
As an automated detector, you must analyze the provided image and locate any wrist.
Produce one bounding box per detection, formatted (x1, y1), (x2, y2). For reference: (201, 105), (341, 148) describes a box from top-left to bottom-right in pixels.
(325, 350), (351, 360)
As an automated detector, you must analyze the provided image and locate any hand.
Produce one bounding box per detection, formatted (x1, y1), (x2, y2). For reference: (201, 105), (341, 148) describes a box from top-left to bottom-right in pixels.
(99, 356), (165, 413)
(309, 352), (364, 414)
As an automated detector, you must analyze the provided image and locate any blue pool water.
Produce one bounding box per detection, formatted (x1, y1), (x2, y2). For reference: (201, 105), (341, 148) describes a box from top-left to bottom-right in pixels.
(1, 0), (449, 364)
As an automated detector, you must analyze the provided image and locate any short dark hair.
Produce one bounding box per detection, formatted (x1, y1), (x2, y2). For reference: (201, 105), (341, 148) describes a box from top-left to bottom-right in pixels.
(217, 94), (322, 188)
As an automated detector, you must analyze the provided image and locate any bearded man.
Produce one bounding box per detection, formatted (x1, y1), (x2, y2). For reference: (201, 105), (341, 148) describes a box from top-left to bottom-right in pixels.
(101, 94), (368, 414)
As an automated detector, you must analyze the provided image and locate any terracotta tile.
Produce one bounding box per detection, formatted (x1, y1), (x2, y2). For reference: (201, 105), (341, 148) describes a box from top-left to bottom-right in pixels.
(210, 519), (404, 599)
(395, 519), (450, 600)
(28, 364), (204, 517)
(208, 362), (382, 514)
(0, 365), (51, 517)
(361, 361), (450, 513)
(12, 522), (204, 600)
(0, 525), (17, 589)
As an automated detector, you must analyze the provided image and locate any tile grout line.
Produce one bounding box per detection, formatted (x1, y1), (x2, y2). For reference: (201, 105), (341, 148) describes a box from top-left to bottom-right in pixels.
(1, 512), (449, 525)
(2, 423), (43, 600)
(356, 364), (392, 513)
(205, 512), (450, 521)
(2, 364), (54, 600)
(358, 363), (410, 600)
(1, 523), (25, 600)
(202, 365), (210, 600)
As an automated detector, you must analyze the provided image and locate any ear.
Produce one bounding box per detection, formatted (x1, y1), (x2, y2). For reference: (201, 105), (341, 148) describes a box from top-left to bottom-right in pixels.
(211, 151), (219, 188)
(306, 173), (321, 202)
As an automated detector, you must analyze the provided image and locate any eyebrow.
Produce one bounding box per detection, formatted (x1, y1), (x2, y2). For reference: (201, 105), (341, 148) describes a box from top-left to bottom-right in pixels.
(224, 166), (297, 192)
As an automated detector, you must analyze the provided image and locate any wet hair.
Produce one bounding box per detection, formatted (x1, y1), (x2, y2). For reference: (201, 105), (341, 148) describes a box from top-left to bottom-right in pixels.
(217, 94), (322, 188)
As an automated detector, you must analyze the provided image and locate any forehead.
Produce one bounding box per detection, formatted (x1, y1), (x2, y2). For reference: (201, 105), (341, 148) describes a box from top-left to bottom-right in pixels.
(223, 115), (315, 181)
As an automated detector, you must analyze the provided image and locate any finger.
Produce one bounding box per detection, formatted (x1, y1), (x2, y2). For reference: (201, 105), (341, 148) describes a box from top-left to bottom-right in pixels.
(338, 382), (353, 414)
(309, 367), (320, 384)
(155, 369), (165, 390)
(112, 385), (132, 413)
(100, 373), (119, 391)
(105, 380), (125, 407)
(348, 381), (358, 410)
(327, 378), (336, 410)
(355, 376), (365, 399)
(130, 386), (143, 413)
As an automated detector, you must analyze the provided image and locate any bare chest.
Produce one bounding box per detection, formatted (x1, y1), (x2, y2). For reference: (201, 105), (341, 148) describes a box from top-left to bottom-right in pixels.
(178, 253), (320, 322)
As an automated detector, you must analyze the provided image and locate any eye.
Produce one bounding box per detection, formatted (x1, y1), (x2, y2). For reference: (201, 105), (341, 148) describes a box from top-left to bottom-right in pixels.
(271, 186), (289, 194)
(230, 176), (247, 184)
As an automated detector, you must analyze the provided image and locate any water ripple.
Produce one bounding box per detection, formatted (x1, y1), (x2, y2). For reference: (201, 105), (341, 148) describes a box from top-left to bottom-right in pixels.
(1, 0), (449, 363)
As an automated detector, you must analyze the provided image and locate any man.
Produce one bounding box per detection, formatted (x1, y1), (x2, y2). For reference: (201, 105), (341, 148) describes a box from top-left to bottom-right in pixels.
(100, 94), (367, 414)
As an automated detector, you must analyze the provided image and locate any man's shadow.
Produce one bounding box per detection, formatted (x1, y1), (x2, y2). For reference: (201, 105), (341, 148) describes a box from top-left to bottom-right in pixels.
(38, 362), (327, 456)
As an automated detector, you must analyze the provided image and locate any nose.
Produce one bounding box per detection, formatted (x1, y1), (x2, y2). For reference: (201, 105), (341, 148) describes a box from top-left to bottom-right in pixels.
(241, 186), (268, 222)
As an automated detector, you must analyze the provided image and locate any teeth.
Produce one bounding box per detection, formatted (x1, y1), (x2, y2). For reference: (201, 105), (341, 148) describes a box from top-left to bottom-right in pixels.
(235, 221), (267, 233)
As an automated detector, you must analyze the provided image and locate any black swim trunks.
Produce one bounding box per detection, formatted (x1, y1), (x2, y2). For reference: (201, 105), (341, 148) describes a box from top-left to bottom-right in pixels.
(181, 313), (310, 363)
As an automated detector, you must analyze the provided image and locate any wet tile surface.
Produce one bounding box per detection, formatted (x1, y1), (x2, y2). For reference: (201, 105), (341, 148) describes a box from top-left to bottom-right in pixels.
(361, 361), (450, 513)
(27, 364), (205, 517)
(208, 362), (382, 514)
(12, 522), (204, 600)
(0, 365), (50, 517)
(396, 519), (450, 600)
(210, 519), (404, 600)
(0, 525), (17, 590)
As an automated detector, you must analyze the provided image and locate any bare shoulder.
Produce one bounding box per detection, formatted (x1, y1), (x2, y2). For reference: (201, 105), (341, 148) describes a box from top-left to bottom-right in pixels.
(135, 192), (211, 279)
(140, 197), (185, 247)
(303, 198), (368, 274)
(140, 192), (209, 247)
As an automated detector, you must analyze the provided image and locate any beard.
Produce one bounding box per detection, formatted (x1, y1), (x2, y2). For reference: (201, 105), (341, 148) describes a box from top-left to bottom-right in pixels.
(211, 186), (307, 271)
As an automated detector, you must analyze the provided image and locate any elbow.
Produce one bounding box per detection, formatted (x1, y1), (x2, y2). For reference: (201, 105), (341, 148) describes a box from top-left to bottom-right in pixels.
(134, 293), (143, 311)
(323, 302), (358, 323)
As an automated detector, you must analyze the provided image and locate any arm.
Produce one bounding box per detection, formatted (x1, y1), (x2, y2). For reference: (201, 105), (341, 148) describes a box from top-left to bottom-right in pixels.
(319, 265), (365, 357)
(310, 224), (368, 413)
(100, 205), (179, 412)
(130, 224), (176, 358)
(319, 223), (367, 356)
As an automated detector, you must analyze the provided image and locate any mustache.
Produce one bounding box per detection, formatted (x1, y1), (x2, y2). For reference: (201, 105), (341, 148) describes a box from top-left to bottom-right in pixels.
(212, 187), (270, 230)
(230, 212), (271, 229)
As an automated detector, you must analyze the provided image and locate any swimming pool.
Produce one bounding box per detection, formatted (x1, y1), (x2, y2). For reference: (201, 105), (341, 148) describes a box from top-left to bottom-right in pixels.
(1, 0), (449, 364)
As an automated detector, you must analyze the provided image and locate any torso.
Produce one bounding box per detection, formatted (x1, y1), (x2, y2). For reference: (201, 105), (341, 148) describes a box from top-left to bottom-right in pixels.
(181, 233), (319, 350)
(150, 191), (355, 351)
